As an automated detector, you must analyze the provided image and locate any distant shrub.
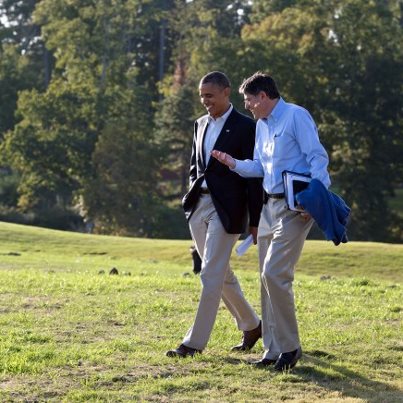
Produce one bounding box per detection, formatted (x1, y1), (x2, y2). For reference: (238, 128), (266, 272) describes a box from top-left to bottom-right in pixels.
(0, 205), (84, 232)
(0, 205), (33, 225)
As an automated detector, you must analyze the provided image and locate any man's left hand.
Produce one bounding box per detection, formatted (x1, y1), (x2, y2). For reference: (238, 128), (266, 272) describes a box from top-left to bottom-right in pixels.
(249, 226), (258, 244)
(300, 212), (311, 221)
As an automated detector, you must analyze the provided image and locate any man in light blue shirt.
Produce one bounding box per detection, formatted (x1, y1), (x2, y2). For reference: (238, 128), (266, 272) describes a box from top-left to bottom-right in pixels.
(212, 72), (330, 371)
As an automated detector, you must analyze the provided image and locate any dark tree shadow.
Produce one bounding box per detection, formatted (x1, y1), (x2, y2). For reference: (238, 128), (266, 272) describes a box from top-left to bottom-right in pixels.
(298, 350), (402, 402)
(253, 349), (401, 403)
(222, 349), (402, 402)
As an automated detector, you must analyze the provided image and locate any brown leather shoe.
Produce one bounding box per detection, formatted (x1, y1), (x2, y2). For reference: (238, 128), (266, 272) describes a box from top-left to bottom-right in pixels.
(166, 344), (201, 358)
(231, 320), (262, 351)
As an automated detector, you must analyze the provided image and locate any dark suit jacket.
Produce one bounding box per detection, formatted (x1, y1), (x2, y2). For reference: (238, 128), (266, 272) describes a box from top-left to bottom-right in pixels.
(182, 108), (263, 234)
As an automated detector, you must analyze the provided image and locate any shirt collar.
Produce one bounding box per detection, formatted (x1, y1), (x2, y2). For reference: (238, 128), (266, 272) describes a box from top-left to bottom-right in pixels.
(208, 103), (233, 123)
(265, 97), (286, 122)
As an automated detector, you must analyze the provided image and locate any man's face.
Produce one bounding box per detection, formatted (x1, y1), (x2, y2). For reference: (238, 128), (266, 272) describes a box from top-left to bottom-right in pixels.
(243, 91), (268, 119)
(199, 82), (230, 119)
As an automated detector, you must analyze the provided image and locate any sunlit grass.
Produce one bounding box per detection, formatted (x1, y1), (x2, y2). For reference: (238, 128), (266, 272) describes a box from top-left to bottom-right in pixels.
(0, 222), (401, 402)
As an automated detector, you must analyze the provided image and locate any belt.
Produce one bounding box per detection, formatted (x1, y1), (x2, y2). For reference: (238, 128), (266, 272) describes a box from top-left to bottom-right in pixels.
(263, 191), (285, 204)
(200, 188), (210, 194)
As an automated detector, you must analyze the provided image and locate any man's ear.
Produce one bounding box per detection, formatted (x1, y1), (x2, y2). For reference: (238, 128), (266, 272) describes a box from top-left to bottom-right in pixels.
(224, 87), (231, 98)
(259, 90), (267, 100)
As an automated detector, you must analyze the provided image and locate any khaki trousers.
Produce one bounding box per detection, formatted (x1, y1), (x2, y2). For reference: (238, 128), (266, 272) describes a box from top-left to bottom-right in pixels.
(183, 194), (260, 351)
(258, 198), (313, 360)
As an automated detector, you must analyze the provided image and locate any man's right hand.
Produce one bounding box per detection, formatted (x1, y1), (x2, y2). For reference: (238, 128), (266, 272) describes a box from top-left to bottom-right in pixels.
(211, 150), (236, 169)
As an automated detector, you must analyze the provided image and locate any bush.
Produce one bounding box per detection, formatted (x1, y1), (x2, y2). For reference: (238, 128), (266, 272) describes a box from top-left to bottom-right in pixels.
(0, 204), (85, 232)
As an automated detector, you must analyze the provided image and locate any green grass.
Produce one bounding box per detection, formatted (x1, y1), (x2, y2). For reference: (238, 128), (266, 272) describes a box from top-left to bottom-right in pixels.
(0, 221), (402, 402)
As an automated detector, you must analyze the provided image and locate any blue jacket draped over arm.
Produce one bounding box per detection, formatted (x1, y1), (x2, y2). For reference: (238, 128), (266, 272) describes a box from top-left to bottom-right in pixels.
(296, 179), (350, 245)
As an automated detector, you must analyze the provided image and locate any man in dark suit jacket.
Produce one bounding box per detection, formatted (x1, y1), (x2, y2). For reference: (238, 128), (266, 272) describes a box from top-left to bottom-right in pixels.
(166, 71), (263, 358)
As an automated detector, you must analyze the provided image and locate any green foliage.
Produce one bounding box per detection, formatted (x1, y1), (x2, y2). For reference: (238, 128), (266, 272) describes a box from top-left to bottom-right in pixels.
(0, 0), (49, 135)
(1, 0), (178, 236)
(241, 0), (403, 242)
(1, 79), (98, 210)
(156, 0), (255, 199)
(322, 1), (403, 241)
(250, 0), (298, 20)
(34, 0), (173, 98)
(82, 118), (162, 237)
(0, 0), (402, 240)
(0, 45), (28, 136)
(0, 43), (46, 137)
(156, 83), (197, 197)
(0, 169), (19, 207)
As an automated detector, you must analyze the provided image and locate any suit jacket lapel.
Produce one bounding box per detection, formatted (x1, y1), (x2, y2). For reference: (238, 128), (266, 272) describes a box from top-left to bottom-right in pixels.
(197, 117), (209, 168)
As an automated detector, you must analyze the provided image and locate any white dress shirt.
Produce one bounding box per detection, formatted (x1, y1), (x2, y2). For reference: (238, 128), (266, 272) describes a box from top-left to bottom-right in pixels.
(233, 98), (331, 193)
(201, 104), (233, 189)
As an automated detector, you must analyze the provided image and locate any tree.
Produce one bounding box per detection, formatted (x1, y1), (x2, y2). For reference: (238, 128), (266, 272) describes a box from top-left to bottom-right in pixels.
(2, 0), (176, 234)
(322, 0), (403, 241)
(0, 0), (50, 136)
(156, 82), (197, 198)
(82, 117), (161, 236)
(156, 0), (254, 200)
(1, 79), (98, 210)
(2, 0), (401, 240)
(241, 0), (403, 241)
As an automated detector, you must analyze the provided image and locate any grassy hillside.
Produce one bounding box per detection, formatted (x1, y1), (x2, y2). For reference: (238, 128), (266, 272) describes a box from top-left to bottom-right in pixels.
(0, 222), (401, 402)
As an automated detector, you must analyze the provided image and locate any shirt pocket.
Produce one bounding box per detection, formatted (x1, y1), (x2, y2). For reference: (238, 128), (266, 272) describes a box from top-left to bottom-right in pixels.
(272, 131), (298, 160)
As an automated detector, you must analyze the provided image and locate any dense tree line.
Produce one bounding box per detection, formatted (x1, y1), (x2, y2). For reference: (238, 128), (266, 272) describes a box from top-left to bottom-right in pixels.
(0, 0), (402, 242)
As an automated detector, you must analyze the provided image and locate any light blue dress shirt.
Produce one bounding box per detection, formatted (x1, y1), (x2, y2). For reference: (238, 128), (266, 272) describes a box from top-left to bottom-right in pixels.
(233, 98), (331, 193)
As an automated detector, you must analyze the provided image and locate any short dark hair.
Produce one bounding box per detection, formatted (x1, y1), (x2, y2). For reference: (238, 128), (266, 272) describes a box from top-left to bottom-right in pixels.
(239, 72), (280, 99)
(200, 71), (231, 89)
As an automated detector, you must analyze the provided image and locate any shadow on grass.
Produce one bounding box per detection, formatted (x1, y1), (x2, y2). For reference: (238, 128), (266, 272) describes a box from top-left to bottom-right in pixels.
(221, 350), (402, 402)
(295, 351), (402, 403)
(220, 356), (245, 366)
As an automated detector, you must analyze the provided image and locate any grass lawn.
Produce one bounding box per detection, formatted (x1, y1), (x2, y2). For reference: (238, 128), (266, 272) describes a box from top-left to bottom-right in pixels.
(0, 221), (402, 402)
